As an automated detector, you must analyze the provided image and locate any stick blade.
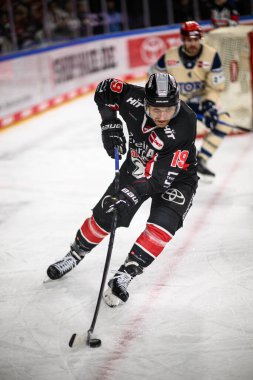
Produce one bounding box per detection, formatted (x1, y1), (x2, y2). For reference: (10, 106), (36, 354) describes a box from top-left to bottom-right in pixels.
(69, 333), (86, 348)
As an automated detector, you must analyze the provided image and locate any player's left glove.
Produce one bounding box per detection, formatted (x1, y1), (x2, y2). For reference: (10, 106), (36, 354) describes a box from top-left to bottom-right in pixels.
(103, 186), (140, 217)
(202, 100), (219, 130)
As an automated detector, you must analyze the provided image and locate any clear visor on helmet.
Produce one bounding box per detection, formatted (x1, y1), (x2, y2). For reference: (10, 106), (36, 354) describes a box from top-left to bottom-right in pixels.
(144, 98), (181, 120)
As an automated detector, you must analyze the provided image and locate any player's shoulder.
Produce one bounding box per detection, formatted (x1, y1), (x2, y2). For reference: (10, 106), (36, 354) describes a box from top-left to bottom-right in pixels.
(125, 82), (145, 100)
(96, 78), (144, 96)
(96, 78), (126, 91)
(179, 100), (197, 122)
(201, 42), (218, 56)
(201, 43), (223, 69)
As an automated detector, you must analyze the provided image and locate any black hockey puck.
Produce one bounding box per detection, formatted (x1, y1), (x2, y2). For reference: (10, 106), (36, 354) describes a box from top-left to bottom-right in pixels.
(89, 338), (102, 348)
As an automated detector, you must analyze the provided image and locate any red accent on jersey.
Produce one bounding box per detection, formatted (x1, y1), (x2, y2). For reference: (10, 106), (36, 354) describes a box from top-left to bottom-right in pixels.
(136, 223), (172, 257)
(80, 215), (109, 244)
(110, 79), (124, 93)
(142, 125), (155, 133)
(182, 162), (190, 171)
(166, 59), (180, 66)
(145, 153), (158, 178)
(148, 131), (164, 150)
(171, 150), (189, 169)
(197, 61), (210, 68)
(106, 103), (120, 111)
(131, 149), (140, 158)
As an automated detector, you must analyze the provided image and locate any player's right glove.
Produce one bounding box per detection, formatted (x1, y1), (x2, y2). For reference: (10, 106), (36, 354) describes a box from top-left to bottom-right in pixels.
(102, 186), (140, 217)
(202, 100), (219, 130)
(101, 118), (126, 159)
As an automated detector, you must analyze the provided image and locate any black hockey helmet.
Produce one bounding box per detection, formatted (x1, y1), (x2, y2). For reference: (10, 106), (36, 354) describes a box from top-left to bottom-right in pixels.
(145, 73), (179, 108)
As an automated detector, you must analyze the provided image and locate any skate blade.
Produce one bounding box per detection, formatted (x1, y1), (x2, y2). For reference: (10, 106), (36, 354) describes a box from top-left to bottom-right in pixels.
(103, 287), (122, 308)
(43, 275), (65, 283)
(43, 275), (52, 283)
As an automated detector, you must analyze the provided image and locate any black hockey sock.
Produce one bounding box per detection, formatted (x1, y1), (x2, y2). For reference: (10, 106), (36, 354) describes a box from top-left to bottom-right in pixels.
(75, 229), (97, 254)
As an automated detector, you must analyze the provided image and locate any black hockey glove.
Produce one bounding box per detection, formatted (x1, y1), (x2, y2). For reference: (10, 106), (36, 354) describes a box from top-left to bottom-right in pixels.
(103, 186), (140, 217)
(101, 118), (126, 159)
(202, 100), (219, 130)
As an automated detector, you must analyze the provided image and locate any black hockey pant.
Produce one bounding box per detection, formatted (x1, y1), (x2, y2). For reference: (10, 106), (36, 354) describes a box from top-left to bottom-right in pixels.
(77, 172), (197, 268)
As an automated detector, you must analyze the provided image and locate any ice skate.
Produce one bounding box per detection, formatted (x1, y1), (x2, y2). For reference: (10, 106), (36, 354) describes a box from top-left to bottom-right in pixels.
(103, 261), (143, 307)
(197, 156), (215, 183)
(47, 241), (88, 280)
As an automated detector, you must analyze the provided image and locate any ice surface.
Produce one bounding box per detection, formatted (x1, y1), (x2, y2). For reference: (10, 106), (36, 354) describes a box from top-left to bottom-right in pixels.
(0, 94), (253, 380)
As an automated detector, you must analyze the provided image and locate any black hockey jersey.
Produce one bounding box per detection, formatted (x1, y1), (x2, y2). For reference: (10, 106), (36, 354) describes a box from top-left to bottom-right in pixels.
(94, 78), (198, 197)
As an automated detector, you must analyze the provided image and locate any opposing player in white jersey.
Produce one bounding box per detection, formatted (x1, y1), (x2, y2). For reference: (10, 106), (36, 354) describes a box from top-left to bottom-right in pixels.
(150, 20), (233, 181)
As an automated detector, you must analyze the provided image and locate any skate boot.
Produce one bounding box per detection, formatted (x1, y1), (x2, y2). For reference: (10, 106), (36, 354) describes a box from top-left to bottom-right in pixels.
(47, 241), (88, 280)
(197, 156), (215, 182)
(103, 261), (143, 307)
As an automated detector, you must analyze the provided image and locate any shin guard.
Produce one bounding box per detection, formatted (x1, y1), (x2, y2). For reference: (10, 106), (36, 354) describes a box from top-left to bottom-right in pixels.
(129, 223), (173, 267)
(77, 215), (109, 251)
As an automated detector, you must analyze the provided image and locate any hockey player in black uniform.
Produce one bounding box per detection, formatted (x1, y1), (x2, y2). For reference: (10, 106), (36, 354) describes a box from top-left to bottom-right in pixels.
(47, 73), (198, 307)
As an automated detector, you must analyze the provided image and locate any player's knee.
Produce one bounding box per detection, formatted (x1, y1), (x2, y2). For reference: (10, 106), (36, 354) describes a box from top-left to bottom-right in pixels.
(149, 207), (183, 236)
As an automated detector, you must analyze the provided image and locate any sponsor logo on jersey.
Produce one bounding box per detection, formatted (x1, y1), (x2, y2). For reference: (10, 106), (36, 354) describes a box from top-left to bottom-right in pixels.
(121, 188), (139, 205)
(166, 59), (180, 67)
(161, 188), (185, 204)
(148, 131), (164, 150)
(163, 171), (178, 188)
(178, 81), (204, 93)
(197, 60), (210, 69)
(101, 123), (122, 131)
(129, 133), (155, 163)
(164, 127), (176, 139)
(126, 97), (144, 108)
(131, 150), (140, 158)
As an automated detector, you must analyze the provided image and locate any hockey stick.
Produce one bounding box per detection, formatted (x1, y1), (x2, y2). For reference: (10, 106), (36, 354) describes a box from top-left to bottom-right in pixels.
(196, 113), (252, 133)
(69, 147), (120, 349)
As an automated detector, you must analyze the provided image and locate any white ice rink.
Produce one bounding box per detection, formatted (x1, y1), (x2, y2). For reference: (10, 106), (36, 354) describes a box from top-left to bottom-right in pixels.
(1, 92), (253, 380)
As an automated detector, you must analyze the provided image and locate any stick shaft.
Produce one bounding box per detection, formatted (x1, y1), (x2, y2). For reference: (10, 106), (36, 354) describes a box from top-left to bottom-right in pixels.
(88, 147), (120, 336)
(196, 113), (251, 133)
